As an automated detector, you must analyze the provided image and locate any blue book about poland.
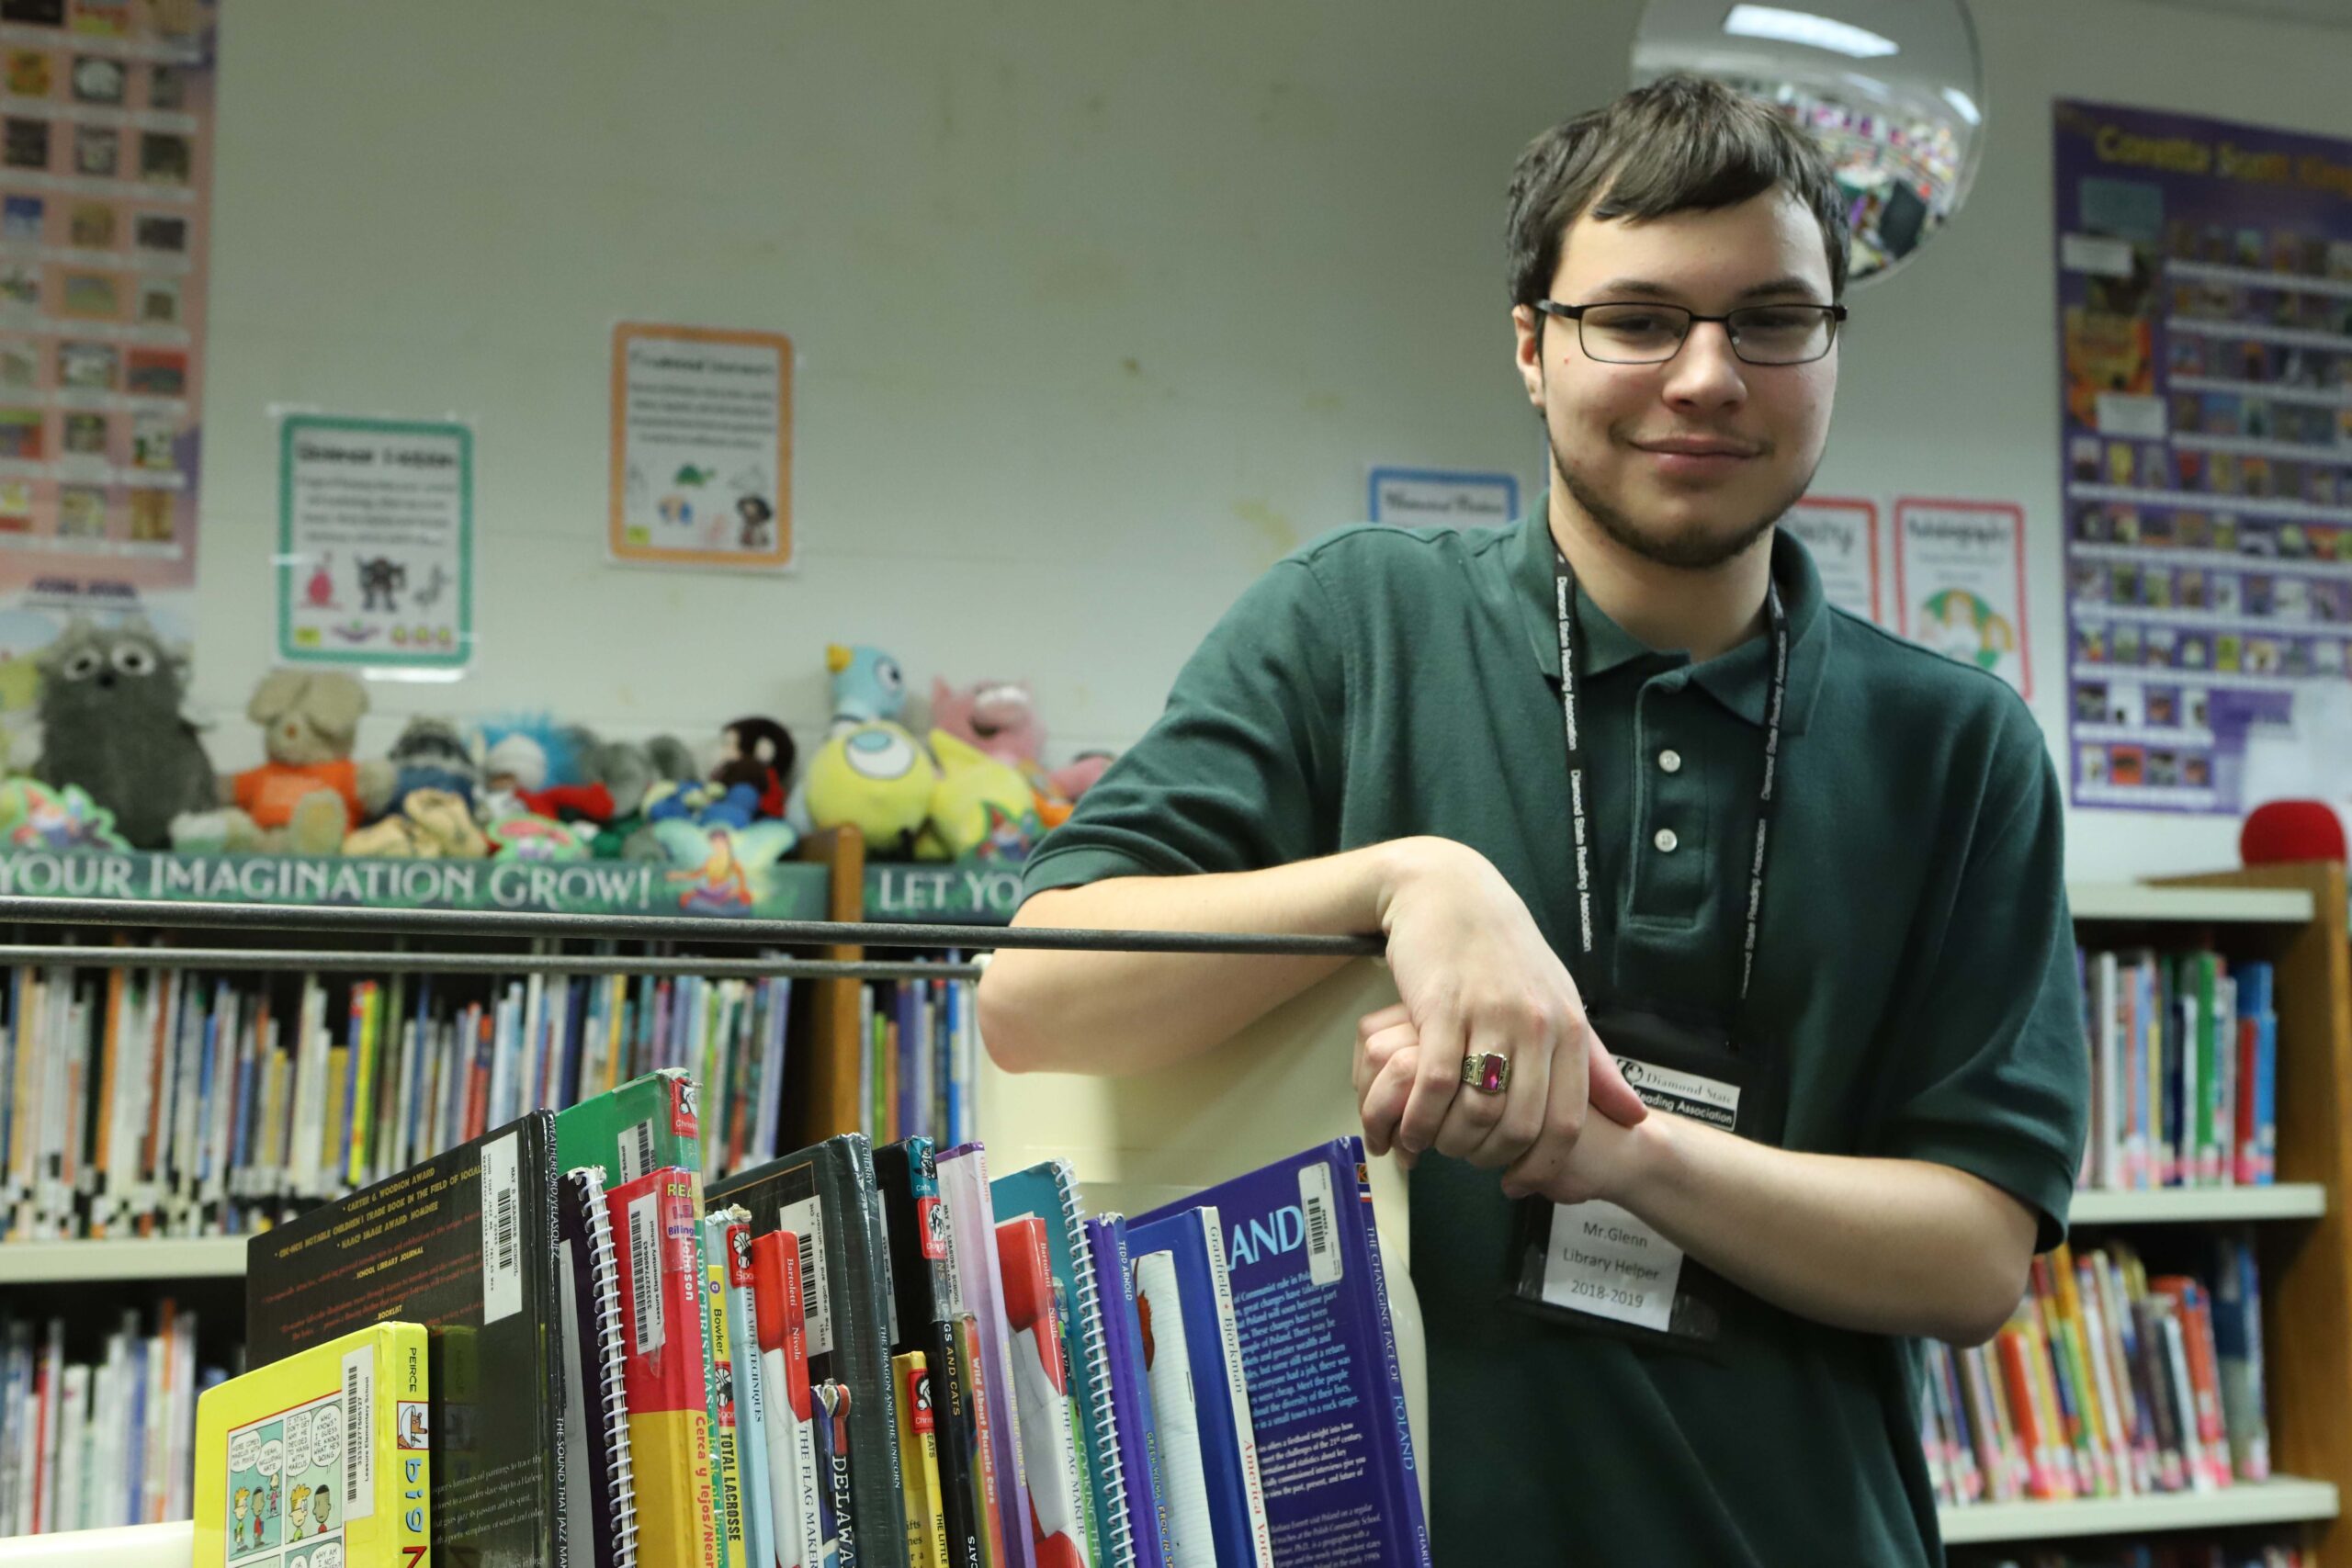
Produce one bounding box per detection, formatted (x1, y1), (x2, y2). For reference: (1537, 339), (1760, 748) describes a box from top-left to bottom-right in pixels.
(1134, 1137), (1429, 1568)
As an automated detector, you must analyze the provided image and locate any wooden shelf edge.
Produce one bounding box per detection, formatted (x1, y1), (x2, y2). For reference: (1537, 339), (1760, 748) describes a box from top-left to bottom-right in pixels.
(1939, 1476), (2341, 1545)
(0, 1235), (247, 1284)
(2070, 1183), (2328, 1224)
(2069, 881), (2318, 925)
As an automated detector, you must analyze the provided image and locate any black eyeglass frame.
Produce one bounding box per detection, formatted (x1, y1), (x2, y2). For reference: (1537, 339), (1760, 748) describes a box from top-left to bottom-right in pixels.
(1532, 299), (1849, 366)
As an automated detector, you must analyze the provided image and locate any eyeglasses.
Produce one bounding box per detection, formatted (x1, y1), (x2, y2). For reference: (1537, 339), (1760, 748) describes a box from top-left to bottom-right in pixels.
(1534, 299), (1848, 367)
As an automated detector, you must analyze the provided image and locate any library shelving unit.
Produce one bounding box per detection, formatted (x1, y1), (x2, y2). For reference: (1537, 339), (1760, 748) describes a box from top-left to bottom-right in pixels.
(1936, 862), (2349, 1560)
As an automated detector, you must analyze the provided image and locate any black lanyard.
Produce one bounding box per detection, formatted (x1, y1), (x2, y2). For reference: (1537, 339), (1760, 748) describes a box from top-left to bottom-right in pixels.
(1553, 547), (1789, 1012)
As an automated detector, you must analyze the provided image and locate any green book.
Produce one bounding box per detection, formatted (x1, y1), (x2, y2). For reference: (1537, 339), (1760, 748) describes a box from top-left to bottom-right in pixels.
(2194, 953), (2221, 1185)
(556, 1069), (736, 1559)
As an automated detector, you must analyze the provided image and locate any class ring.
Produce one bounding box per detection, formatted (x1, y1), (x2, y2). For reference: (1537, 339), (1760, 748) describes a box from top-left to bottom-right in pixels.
(1461, 1051), (1511, 1095)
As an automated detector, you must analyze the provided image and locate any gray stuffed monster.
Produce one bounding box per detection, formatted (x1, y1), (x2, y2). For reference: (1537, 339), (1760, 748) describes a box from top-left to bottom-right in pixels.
(35, 616), (219, 850)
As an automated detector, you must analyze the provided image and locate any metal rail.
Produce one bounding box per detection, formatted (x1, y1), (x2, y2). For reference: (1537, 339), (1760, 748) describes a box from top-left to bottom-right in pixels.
(0, 895), (1386, 960)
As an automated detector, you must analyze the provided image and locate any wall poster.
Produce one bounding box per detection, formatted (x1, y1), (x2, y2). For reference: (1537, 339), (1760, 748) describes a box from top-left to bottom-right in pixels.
(0, 0), (216, 756)
(2054, 100), (2352, 813)
(608, 321), (793, 570)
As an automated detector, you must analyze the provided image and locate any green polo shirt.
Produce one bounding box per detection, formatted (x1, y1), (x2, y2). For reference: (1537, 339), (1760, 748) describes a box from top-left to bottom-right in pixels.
(1021, 502), (2088, 1566)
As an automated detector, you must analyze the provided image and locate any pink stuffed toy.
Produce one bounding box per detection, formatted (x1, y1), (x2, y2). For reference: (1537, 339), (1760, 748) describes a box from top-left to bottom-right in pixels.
(930, 678), (1046, 767)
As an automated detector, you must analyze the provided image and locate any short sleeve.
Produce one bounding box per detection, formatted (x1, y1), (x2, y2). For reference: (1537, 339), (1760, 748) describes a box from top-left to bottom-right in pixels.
(1870, 705), (2090, 1250)
(1020, 556), (1347, 904)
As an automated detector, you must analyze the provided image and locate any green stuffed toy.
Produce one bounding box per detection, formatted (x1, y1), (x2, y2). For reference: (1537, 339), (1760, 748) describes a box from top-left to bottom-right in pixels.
(801, 719), (937, 856)
(914, 729), (1045, 863)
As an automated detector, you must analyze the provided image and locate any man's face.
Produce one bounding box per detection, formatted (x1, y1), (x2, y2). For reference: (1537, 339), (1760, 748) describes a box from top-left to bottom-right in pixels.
(1513, 189), (1838, 570)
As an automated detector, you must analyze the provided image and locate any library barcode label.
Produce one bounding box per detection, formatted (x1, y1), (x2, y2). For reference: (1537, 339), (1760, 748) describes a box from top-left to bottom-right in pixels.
(480, 1132), (522, 1325)
(340, 1342), (375, 1519)
(1298, 1160), (1342, 1287)
(778, 1195), (834, 1359)
(621, 1116), (658, 1184)
(628, 1191), (663, 1355)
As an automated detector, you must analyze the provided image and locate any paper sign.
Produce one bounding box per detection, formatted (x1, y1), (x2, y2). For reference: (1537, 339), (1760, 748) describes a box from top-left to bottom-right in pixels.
(1779, 496), (1880, 623)
(1367, 467), (1519, 528)
(1894, 498), (2030, 696)
(610, 322), (793, 570)
(276, 415), (472, 669)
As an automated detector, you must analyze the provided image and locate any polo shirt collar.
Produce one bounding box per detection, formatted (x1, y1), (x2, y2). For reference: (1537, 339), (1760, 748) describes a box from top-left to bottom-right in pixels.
(1507, 493), (1831, 734)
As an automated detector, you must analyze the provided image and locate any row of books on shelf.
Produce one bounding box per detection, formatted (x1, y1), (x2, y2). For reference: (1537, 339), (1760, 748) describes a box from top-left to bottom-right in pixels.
(1926, 1235), (2269, 1509)
(2076, 950), (2278, 1192)
(0, 1301), (220, 1538)
(856, 966), (981, 1151)
(1954, 1543), (2307, 1568)
(170, 1066), (1424, 1567)
(0, 956), (831, 1240)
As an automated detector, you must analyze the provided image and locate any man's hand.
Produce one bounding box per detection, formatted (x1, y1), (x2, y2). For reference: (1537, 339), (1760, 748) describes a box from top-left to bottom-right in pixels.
(1357, 838), (1646, 1179)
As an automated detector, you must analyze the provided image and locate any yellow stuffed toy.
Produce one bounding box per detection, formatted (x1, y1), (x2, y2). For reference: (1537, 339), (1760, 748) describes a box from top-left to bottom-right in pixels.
(914, 729), (1045, 863)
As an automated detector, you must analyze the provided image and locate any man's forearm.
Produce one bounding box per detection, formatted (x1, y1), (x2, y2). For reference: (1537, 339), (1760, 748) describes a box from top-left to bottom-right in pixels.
(1584, 1114), (2038, 1345)
(978, 840), (1426, 1077)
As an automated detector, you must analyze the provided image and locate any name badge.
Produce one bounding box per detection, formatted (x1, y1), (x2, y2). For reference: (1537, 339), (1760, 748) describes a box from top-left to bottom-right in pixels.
(1535, 1055), (1741, 1333)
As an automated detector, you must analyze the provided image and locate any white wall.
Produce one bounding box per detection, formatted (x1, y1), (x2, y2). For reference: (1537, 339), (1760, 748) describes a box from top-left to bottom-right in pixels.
(192, 0), (2351, 880)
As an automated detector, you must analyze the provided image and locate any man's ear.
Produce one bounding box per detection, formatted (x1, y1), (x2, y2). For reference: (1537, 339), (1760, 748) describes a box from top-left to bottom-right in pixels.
(1512, 305), (1546, 409)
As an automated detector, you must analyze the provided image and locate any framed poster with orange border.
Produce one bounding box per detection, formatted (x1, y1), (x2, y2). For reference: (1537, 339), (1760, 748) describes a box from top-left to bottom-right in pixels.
(1779, 495), (1882, 624)
(1894, 497), (2031, 697)
(607, 322), (793, 570)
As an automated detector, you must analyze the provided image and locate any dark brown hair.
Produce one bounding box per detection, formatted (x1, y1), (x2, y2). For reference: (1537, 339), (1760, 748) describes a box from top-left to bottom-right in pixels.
(1506, 73), (1851, 309)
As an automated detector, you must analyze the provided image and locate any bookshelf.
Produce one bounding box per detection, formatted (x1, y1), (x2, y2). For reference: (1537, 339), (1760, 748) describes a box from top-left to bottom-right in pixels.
(0, 1236), (244, 1286)
(1929, 860), (2352, 1562)
(1939, 1476), (2342, 1546)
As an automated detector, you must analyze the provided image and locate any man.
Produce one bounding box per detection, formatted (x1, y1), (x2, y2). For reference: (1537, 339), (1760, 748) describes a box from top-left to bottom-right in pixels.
(978, 75), (2086, 1564)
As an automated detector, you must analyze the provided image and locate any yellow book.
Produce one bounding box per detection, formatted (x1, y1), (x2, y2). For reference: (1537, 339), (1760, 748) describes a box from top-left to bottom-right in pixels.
(194, 1321), (431, 1568)
(348, 982), (381, 1185)
(894, 1349), (948, 1568)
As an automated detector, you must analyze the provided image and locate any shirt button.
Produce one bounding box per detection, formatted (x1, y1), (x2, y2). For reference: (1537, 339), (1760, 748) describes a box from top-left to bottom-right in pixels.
(1654, 828), (1679, 853)
(1658, 749), (1683, 774)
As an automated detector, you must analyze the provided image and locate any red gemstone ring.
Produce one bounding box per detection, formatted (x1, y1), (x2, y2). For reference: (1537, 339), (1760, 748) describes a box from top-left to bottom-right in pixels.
(1461, 1051), (1511, 1095)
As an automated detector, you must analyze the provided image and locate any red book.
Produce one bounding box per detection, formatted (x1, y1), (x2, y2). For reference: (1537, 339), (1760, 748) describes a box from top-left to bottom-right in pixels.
(609, 1166), (720, 1568)
(2154, 1276), (2233, 1490)
(752, 1229), (822, 1568)
(1996, 1325), (2055, 1498)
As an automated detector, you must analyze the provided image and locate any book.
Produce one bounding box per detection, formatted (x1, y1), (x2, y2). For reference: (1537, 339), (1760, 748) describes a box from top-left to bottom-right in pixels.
(1134, 1140), (1429, 1567)
(609, 1165), (722, 1568)
(709, 1134), (910, 1566)
(895, 1351), (950, 1568)
(1128, 1247), (1216, 1568)
(717, 1210), (781, 1568)
(706, 1215), (750, 1568)
(1085, 1214), (1170, 1568)
(937, 1142), (1036, 1568)
(244, 1111), (570, 1568)
(994, 1160), (1124, 1568)
(998, 1213), (1095, 1568)
(1123, 1206), (1272, 1568)
(875, 1137), (990, 1568)
(560, 1165), (640, 1568)
(2211, 1232), (2272, 1482)
(193, 1322), (430, 1568)
(752, 1226), (825, 1568)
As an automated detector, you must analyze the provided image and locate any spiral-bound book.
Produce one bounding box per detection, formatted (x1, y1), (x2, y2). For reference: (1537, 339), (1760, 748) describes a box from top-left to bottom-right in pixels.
(995, 1158), (1127, 1568)
(560, 1165), (639, 1568)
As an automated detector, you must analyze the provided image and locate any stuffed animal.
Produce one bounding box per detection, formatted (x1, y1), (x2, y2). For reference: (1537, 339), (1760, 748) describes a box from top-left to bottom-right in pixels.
(827, 644), (906, 732)
(646, 717), (795, 830)
(344, 788), (488, 859)
(379, 716), (478, 817)
(521, 728), (694, 825)
(801, 719), (937, 855)
(930, 678), (1046, 768)
(915, 729), (1045, 863)
(174, 671), (391, 854)
(34, 615), (217, 849)
(930, 674), (1116, 819)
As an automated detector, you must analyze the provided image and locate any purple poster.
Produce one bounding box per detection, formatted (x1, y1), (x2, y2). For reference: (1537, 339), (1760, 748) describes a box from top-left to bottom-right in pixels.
(2053, 100), (2352, 815)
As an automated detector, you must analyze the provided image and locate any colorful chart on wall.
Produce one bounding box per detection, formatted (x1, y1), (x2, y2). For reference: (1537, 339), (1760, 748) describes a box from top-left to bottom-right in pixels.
(0, 0), (216, 753)
(1894, 498), (2030, 695)
(276, 415), (473, 670)
(2053, 100), (2352, 815)
(1781, 496), (1882, 624)
(608, 321), (793, 570)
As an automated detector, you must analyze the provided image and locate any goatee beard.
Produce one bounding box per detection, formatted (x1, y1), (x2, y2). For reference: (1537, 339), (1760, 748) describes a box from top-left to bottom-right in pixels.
(1549, 426), (1811, 571)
